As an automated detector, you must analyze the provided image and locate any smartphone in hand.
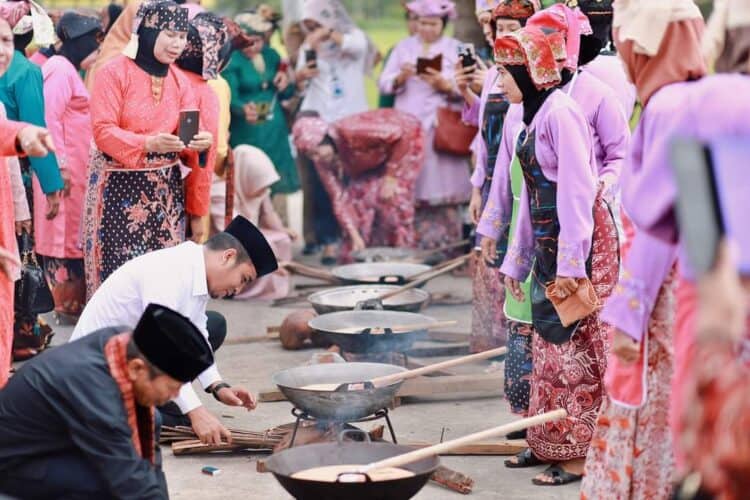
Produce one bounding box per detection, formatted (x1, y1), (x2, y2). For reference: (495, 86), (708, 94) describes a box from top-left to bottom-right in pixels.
(305, 49), (317, 69)
(178, 109), (200, 148)
(458, 42), (476, 70)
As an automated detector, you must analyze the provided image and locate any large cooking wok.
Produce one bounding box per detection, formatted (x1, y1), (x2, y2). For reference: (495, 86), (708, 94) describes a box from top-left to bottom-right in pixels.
(331, 262), (431, 285)
(308, 310), (434, 353)
(307, 285), (430, 314)
(351, 247), (416, 263)
(272, 362), (407, 421)
(265, 432), (438, 500)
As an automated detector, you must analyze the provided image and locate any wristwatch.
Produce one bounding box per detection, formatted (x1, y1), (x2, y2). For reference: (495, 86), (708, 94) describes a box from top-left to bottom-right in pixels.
(207, 382), (231, 401)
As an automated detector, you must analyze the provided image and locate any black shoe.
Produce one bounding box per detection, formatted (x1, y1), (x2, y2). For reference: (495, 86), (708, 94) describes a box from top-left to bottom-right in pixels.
(507, 429), (527, 440)
(303, 243), (321, 255)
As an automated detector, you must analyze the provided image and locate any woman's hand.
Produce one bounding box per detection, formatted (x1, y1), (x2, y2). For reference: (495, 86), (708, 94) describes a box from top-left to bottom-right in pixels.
(145, 133), (184, 154)
(394, 63), (416, 88)
(480, 236), (497, 266)
(305, 27), (331, 48)
(470, 58), (488, 95)
(553, 276), (579, 298)
(284, 227), (299, 241)
(454, 61), (475, 94)
(296, 62), (319, 86)
(60, 169), (72, 197)
(243, 103), (259, 124)
(273, 71), (289, 92)
(504, 275), (525, 302)
(468, 187), (482, 224)
(189, 215), (207, 243)
(421, 67), (452, 93)
(350, 229), (366, 252)
(17, 125), (55, 157)
(379, 175), (399, 201)
(612, 329), (641, 364)
(45, 191), (61, 220)
(15, 219), (31, 236)
(188, 131), (213, 152)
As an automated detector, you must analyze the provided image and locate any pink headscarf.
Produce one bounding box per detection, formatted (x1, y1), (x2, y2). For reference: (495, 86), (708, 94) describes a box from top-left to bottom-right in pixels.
(0, 1), (30, 29)
(527, 4), (592, 70)
(406, 0), (457, 20)
(292, 116), (329, 155)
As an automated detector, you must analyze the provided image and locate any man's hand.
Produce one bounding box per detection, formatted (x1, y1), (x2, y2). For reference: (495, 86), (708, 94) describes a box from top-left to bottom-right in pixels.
(188, 131), (213, 152)
(273, 71), (289, 92)
(215, 385), (257, 410)
(612, 329), (641, 364)
(187, 406), (232, 445)
(15, 219), (31, 236)
(17, 125), (55, 157)
(45, 191), (61, 220)
(0, 246), (21, 280)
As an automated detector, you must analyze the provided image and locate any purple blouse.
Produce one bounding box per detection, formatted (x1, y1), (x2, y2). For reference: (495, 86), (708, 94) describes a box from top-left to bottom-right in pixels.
(583, 54), (637, 121)
(482, 91), (598, 281)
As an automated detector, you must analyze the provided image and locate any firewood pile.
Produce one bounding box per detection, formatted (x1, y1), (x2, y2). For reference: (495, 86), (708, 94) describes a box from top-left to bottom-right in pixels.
(160, 425), (288, 455)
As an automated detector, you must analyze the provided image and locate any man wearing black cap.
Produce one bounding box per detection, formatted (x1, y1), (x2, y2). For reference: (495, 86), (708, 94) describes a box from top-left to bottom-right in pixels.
(0, 303), (214, 499)
(71, 215), (279, 445)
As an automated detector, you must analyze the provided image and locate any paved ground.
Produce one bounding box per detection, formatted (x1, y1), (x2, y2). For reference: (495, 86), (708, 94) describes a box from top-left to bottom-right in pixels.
(46, 262), (579, 500)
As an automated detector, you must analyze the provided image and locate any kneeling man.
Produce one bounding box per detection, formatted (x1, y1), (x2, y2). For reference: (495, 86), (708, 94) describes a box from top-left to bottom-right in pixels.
(0, 304), (214, 499)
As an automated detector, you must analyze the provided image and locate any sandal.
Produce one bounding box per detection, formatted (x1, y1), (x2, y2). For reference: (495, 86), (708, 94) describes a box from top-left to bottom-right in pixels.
(506, 429), (527, 440)
(504, 448), (544, 468)
(531, 464), (582, 486)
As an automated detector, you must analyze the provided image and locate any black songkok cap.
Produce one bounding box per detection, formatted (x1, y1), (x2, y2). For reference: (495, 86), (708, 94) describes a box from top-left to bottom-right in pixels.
(224, 215), (278, 278)
(133, 304), (214, 383)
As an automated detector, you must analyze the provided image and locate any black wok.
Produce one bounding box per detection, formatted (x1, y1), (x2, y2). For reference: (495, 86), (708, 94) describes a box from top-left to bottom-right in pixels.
(307, 310), (434, 353)
(265, 432), (438, 500)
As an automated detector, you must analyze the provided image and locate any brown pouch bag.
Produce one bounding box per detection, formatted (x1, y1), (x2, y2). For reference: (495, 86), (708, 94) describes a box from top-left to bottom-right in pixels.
(545, 277), (601, 327)
(433, 107), (478, 157)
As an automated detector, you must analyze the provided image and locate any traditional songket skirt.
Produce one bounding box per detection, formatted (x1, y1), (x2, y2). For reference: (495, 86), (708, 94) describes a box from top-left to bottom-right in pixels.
(83, 149), (185, 299)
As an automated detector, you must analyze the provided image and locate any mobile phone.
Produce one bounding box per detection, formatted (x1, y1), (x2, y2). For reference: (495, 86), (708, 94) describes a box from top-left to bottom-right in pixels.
(458, 42), (476, 69)
(304, 49), (317, 69)
(178, 109), (200, 149)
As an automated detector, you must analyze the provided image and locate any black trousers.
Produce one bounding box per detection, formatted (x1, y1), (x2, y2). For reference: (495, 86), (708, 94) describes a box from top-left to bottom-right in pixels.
(0, 413), (167, 499)
(157, 310), (226, 427)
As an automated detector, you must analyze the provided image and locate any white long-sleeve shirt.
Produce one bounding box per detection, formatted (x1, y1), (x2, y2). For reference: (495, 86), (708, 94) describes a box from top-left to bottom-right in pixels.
(72, 241), (221, 413)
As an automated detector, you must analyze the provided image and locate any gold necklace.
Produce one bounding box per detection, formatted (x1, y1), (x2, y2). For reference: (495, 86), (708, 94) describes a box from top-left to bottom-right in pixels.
(150, 75), (164, 102)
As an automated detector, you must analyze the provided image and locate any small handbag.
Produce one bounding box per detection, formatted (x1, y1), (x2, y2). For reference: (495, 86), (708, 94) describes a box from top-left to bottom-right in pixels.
(14, 231), (54, 316)
(433, 107), (478, 157)
(545, 277), (600, 327)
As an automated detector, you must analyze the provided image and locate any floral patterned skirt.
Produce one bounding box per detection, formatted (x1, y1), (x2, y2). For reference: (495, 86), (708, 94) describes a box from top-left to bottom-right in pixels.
(40, 256), (85, 318)
(581, 271), (676, 500)
(526, 199), (619, 462)
(83, 152), (185, 300)
(414, 202), (464, 252)
(469, 253), (507, 352)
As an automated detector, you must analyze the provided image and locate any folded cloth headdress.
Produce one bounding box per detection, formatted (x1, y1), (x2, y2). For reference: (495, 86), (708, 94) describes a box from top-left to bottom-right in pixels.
(527, 4), (592, 70)
(494, 26), (562, 90)
(177, 12), (228, 80)
(492, 0), (540, 21)
(123, 0), (188, 59)
(405, 0), (457, 20)
(291, 116), (329, 155)
(234, 11), (271, 36)
(0, 0), (55, 46)
(612, 0), (702, 56)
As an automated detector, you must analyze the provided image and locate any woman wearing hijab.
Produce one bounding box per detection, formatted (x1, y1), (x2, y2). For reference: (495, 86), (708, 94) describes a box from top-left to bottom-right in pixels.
(292, 108), (425, 264)
(493, 27), (619, 485)
(223, 11), (299, 202)
(379, 0), (472, 252)
(102, 3), (123, 34)
(585, 0), (750, 491)
(36, 12), (102, 322)
(83, 1), (211, 298)
(462, 0), (537, 360)
(175, 12), (228, 242)
(210, 145), (294, 300)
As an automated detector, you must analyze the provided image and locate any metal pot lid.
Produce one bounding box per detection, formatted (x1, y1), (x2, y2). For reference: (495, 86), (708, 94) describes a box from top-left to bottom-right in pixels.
(351, 247), (416, 263)
(308, 285), (430, 309)
(308, 310), (437, 335)
(331, 262), (431, 283)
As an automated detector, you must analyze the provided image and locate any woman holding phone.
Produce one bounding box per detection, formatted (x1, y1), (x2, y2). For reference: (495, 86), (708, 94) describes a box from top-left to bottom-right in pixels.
(83, 1), (211, 298)
(378, 0), (472, 252)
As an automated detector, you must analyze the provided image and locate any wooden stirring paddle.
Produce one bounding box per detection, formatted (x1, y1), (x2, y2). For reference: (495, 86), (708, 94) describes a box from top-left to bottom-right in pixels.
(301, 345), (507, 392)
(293, 409), (567, 483)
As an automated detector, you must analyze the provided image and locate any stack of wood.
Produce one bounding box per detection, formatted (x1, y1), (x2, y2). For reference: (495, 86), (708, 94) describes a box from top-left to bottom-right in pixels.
(161, 425), (287, 455)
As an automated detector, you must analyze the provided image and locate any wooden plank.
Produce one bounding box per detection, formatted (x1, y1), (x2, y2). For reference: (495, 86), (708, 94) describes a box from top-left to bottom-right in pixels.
(406, 344), (470, 358)
(223, 332), (278, 346)
(404, 439), (526, 456)
(427, 331), (471, 343)
(258, 372), (503, 402)
(430, 466), (474, 494)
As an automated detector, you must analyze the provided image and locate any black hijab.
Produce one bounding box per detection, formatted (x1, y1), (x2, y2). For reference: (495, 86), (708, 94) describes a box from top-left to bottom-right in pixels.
(57, 12), (103, 70)
(132, 1), (189, 77)
(105, 3), (123, 34)
(507, 64), (554, 126)
(135, 27), (168, 77)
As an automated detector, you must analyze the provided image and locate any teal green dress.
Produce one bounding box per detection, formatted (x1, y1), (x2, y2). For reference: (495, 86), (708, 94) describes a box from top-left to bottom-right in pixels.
(223, 47), (300, 195)
(0, 51), (62, 193)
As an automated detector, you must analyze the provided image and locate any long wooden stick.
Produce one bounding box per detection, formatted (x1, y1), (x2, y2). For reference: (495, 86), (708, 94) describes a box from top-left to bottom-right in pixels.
(376, 254), (471, 302)
(368, 346), (506, 387)
(360, 410), (566, 473)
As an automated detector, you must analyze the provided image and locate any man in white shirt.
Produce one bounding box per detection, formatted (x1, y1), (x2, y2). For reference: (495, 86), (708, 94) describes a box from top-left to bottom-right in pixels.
(72, 216), (279, 444)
